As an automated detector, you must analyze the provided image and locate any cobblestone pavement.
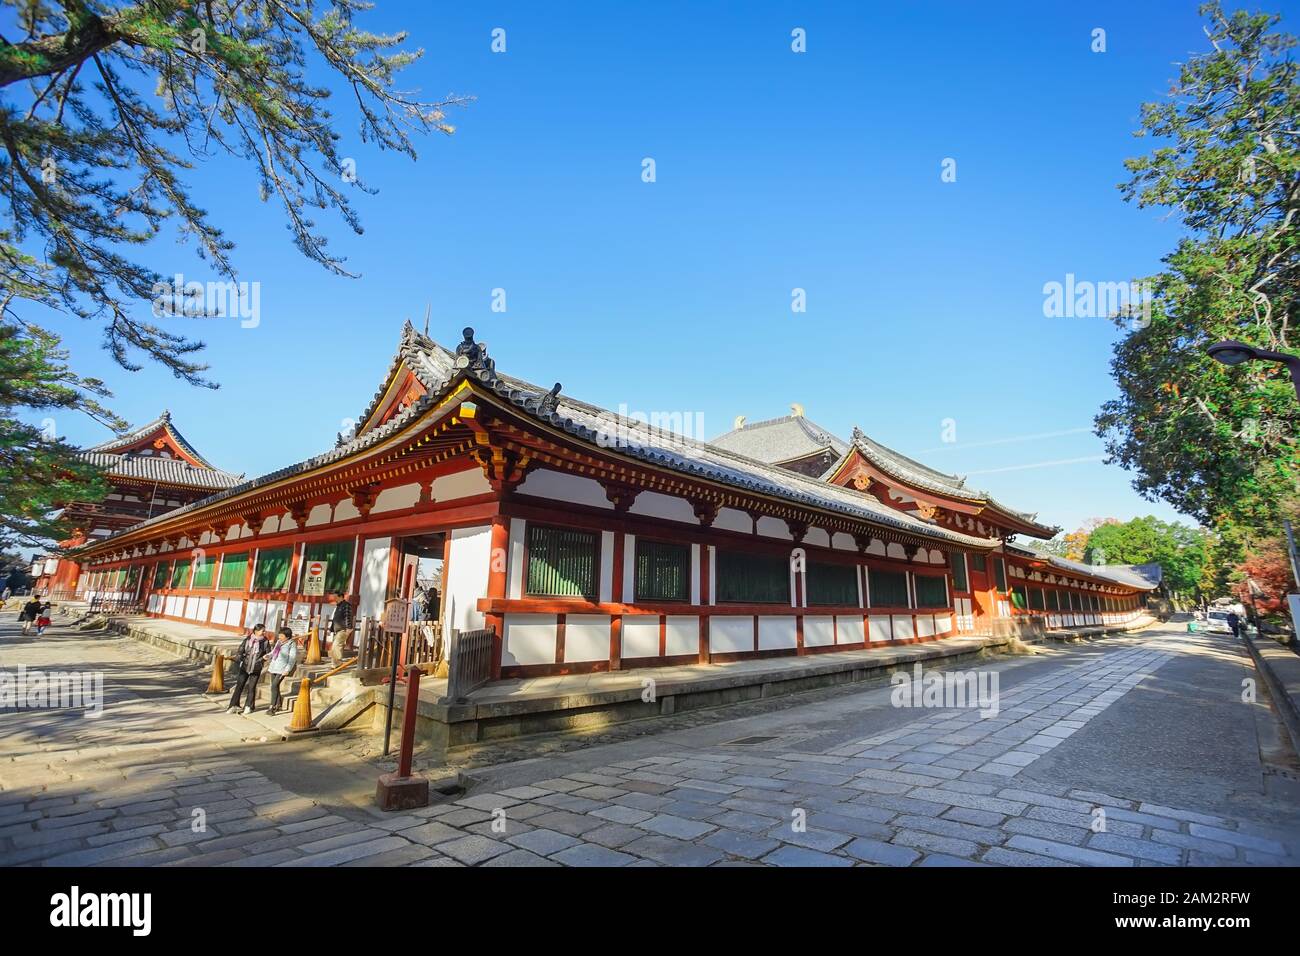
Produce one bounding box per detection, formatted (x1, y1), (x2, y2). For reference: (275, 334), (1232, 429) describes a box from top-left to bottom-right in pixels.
(2, 617), (1299, 866)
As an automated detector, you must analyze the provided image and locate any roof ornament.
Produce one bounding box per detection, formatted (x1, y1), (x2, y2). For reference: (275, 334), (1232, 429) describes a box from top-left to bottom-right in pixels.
(733, 415), (746, 431)
(790, 402), (804, 418)
(851, 425), (864, 444)
(535, 382), (562, 416)
(161, 409), (171, 422)
(453, 327), (497, 383)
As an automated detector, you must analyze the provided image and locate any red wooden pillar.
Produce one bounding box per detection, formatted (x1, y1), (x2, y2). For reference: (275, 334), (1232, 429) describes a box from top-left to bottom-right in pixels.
(486, 517), (509, 680)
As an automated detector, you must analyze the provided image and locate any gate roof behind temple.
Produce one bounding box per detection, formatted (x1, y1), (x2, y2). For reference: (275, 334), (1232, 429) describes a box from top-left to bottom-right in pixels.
(82, 411), (244, 493)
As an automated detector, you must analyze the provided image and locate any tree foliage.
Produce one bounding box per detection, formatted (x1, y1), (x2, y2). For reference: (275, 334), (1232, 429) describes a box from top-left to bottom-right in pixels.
(0, 1), (464, 547)
(1096, 3), (1299, 532)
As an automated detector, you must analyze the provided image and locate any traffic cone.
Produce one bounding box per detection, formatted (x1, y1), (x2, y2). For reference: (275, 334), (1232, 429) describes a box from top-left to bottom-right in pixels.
(205, 652), (226, 694)
(288, 677), (313, 733)
(304, 626), (322, 665)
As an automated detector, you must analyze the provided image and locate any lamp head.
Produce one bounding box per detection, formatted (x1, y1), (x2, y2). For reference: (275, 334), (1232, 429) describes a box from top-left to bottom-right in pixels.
(1207, 340), (1259, 367)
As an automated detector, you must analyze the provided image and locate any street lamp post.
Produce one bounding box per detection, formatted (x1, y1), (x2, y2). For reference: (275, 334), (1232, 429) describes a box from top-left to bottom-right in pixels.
(1207, 340), (1300, 401)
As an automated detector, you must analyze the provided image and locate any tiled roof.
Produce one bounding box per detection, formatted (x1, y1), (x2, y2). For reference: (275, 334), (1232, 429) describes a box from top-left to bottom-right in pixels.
(82, 325), (1004, 552)
(711, 416), (849, 466)
(81, 452), (244, 491)
(1005, 542), (1162, 591)
(89, 411), (217, 469)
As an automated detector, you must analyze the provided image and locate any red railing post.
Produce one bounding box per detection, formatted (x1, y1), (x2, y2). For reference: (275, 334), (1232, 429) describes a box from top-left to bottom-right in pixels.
(397, 666), (421, 778)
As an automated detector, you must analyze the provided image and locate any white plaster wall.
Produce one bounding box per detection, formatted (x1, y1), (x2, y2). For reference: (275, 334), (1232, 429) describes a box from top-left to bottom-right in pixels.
(621, 533), (636, 601)
(599, 532), (614, 603)
(358, 537), (391, 620)
(621, 617), (659, 658)
(831, 532), (857, 551)
(804, 527), (830, 548)
(756, 516), (793, 540)
(868, 615), (892, 642)
(432, 468), (492, 501)
(305, 503), (332, 527)
(443, 525), (491, 634)
(758, 616), (797, 650)
(564, 614), (611, 662)
(836, 615), (865, 644)
(714, 508), (752, 534)
(334, 499), (361, 522)
(689, 544), (701, 605)
(665, 616), (698, 657)
(628, 490), (699, 524)
(893, 615), (915, 640)
(917, 614), (936, 638)
(373, 482), (421, 515)
(866, 539), (887, 557)
(502, 613), (556, 666)
(887, 542), (907, 560)
(517, 469), (612, 509)
(710, 616), (752, 654)
(507, 519), (526, 600)
(804, 615), (835, 648)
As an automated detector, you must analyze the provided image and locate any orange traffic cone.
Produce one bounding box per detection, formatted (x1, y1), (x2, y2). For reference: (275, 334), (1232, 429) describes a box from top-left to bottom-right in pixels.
(304, 627), (322, 665)
(288, 677), (314, 733)
(206, 652), (226, 694)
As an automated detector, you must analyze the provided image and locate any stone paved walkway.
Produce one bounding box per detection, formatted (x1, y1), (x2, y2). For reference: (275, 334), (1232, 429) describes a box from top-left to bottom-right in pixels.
(2, 617), (1298, 866)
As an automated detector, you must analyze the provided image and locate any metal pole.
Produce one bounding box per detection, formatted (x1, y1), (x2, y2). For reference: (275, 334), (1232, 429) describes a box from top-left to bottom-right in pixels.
(382, 628), (402, 757)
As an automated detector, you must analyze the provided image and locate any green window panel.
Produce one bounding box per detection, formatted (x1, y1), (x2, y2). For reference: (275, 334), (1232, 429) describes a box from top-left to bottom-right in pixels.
(635, 539), (690, 602)
(1046, 589), (1060, 611)
(170, 560), (192, 589)
(950, 552), (968, 593)
(253, 546), (293, 592)
(219, 553), (249, 590)
(716, 549), (789, 604)
(868, 568), (910, 608)
(303, 539), (355, 594)
(125, 566), (141, 589)
(806, 561), (858, 607)
(152, 562), (170, 588)
(190, 555), (216, 589)
(1029, 588), (1045, 611)
(1010, 585), (1028, 610)
(993, 558), (1007, 591)
(914, 574), (949, 609)
(526, 525), (598, 599)
(970, 554), (987, 573)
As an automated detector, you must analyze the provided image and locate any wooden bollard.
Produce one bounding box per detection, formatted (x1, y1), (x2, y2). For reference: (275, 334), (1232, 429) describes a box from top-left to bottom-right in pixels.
(205, 652), (226, 694)
(376, 667), (428, 810)
(304, 626), (322, 665)
(287, 677), (314, 733)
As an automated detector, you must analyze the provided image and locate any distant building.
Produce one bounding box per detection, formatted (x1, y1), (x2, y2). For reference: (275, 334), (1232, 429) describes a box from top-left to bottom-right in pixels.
(33, 412), (241, 596)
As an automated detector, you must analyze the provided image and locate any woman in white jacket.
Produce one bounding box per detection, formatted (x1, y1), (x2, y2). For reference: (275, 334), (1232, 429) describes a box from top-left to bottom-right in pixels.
(266, 627), (300, 716)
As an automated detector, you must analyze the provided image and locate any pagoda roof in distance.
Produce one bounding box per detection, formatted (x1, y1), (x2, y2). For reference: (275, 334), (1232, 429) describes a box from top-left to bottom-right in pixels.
(84, 411), (243, 491)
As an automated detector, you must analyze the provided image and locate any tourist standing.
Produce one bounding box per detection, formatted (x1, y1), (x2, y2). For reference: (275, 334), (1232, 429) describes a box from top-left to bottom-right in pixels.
(328, 591), (355, 664)
(20, 597), (41, 634)
(266, 627), (299, 716)
(227, 624), (270, 714)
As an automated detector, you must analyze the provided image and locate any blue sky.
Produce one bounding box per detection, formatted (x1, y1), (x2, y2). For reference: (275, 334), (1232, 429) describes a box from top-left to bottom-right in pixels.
(13, 0), (1279, 534)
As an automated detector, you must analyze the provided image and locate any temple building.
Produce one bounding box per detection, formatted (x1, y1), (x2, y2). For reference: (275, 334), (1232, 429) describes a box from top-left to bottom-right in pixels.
(66, 325), (1158, 678)
(32, 412), (242, 596)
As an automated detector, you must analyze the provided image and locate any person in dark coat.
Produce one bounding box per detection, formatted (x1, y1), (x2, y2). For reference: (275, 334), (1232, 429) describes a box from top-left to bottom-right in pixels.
(227, 624), (270, 714)
(20, 598), (41, 635)
(328, 591), (355, 664)
(1226, 612), (1241, 638)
